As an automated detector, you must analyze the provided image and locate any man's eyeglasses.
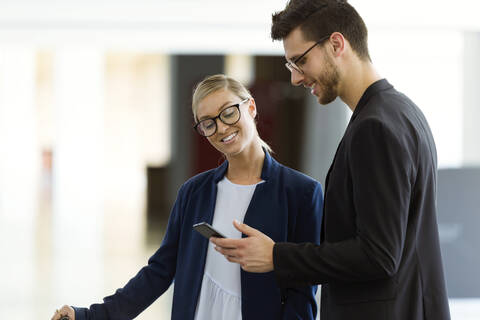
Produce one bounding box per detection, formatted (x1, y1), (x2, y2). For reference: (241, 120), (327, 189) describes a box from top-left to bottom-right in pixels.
(285, 35), (331, 74)
(194, 98), (249, 137)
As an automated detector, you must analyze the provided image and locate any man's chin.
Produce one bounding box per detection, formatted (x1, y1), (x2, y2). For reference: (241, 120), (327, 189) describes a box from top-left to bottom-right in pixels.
(317, 95), (336, 106)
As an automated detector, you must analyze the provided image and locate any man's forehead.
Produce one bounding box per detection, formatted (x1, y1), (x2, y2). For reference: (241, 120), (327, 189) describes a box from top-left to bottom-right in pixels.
(283, 28), (308, 60)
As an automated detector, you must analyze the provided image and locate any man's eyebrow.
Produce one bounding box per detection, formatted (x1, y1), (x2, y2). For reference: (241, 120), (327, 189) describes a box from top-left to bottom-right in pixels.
(286, 52), (303, 63)
(286, 54), (298, 62)
(198, 101), (234, 121)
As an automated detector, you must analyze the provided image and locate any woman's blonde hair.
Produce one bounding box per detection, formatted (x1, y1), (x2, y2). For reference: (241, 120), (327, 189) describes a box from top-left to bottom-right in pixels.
(192, 74), (272, 153)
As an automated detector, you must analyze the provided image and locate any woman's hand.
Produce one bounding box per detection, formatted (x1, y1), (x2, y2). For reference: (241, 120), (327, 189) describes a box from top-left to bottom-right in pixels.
(51, 305), (75, 320)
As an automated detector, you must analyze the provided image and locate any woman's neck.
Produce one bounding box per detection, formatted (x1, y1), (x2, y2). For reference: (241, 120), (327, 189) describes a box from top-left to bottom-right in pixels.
(225, 142), (265, 185)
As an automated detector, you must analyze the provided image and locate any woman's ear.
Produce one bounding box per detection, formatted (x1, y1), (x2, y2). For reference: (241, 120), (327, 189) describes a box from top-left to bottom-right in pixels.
(248, 98), (257, 119)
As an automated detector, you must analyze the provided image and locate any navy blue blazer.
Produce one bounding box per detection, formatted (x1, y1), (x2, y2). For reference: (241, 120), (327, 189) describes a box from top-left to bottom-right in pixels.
(74, 151), (323, 319)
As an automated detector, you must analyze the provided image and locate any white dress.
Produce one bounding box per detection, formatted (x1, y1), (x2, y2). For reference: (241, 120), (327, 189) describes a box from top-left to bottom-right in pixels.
(194, 177), (263, 320)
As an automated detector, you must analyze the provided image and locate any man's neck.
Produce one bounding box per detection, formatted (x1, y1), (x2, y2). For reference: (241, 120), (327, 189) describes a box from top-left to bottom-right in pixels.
(339, 59), (382, 112)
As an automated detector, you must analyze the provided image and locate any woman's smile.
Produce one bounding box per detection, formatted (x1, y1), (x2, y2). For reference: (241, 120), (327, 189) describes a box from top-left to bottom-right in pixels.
(220, 131), (238, 144)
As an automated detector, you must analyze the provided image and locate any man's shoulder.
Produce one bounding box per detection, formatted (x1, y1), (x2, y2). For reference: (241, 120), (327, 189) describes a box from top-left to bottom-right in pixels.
(357, 87), (426, 131)
(370, 86), (420, 116)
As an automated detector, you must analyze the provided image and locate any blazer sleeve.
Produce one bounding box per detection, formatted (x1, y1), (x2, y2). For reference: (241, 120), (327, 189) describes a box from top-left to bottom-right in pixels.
(283, 181), (323, 319)
(73, 184), (187, 320)
(274, 119), (414, 287)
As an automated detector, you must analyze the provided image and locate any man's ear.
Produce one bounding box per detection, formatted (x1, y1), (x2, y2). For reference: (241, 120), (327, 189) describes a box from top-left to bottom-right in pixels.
(330, 32), (346, 57)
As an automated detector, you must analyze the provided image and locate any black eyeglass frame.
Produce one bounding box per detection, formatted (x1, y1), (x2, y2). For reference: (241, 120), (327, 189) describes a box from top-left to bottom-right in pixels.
(194, 98), (249, 137)
(285, 34), (331, 74)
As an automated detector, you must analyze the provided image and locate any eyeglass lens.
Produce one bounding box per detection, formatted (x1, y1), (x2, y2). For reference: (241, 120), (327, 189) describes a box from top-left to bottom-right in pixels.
(196, 105), (240, 137)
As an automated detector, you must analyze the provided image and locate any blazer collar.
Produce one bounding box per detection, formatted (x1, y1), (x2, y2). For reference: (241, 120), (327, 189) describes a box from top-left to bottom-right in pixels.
(350, 78), (393, 122)
(212, 148), (275, 183)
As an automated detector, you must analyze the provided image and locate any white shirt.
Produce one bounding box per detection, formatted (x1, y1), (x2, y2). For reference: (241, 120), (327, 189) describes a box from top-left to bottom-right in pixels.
(194, 177), (263, 320)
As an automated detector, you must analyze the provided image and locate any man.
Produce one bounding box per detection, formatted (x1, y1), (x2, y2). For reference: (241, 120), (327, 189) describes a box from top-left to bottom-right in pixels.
(211, 0), (451, 319)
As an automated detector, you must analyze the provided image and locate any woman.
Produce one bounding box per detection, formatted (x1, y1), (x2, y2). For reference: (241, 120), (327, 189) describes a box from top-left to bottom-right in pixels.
(52, 74), (323, 320)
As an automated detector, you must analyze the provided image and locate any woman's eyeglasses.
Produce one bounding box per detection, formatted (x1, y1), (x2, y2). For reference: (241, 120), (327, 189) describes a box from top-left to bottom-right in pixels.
(194, 98), (249, 137)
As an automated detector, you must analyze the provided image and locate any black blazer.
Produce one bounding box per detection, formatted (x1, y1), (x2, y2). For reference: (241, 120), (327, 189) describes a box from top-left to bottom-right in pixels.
(273, 79), (451, 320)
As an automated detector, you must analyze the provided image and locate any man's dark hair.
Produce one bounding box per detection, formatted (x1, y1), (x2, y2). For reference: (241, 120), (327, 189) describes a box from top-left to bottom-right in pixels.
(271, 0), (371, 61)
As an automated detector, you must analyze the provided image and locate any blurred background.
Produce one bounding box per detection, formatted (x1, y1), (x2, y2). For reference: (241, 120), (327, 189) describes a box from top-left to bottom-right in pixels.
(0, 0), (479, 319)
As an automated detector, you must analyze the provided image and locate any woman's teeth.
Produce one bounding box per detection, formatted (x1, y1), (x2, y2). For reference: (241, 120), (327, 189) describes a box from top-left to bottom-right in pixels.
(222, 132), (237, 142)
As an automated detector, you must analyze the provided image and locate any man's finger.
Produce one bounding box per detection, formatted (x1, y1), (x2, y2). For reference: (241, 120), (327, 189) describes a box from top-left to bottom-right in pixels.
(214, 245), (238, 257)
(227, 256), (243, 264)
(233, 219), (260, 237)
(210, 237), (240, 248)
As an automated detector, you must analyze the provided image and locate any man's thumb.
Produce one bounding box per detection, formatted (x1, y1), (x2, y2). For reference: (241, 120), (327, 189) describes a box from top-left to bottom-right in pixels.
(233, 219), (259, 236)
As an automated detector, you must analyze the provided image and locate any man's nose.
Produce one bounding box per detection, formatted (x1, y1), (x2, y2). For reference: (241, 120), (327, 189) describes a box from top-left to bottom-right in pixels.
(291, 69), (304, 86)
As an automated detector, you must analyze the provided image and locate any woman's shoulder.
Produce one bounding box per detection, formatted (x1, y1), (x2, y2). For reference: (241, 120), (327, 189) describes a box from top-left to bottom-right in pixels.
(180, 168), (217, 192)
(273, 160), (321, 188)
(269, 161), (323, 209)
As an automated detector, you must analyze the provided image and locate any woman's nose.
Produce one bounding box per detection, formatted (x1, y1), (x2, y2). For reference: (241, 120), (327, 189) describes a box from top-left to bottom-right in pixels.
(216, 118), (229, 134)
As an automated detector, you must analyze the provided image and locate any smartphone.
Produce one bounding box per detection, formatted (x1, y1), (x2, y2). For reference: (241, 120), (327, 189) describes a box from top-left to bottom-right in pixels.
(193, 222), (226, 239)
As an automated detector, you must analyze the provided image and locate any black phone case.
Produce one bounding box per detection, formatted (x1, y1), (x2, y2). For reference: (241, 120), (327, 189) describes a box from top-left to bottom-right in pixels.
(193, 222), (226, 239)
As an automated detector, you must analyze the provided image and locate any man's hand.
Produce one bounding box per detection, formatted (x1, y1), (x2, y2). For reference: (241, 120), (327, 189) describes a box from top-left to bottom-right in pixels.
(210, 220), (275, 273)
